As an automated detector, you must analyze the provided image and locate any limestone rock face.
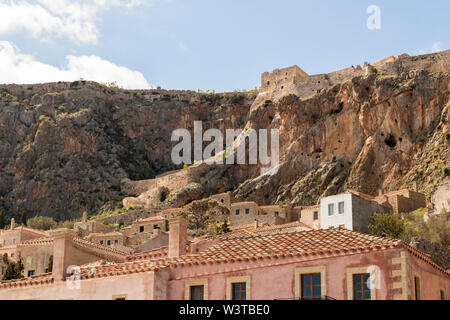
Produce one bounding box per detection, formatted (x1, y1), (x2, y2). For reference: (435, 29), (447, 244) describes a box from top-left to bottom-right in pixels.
(0, 50), (449, 220)
(234, 51), (450, 206)
(0, 81), (254, 220)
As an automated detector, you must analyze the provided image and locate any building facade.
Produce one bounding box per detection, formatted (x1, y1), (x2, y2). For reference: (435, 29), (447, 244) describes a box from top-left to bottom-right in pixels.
(0, 219), (447, 300)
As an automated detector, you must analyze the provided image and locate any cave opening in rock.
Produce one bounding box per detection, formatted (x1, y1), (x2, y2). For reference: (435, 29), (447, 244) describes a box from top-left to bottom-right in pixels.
(385, 134), (397, 148)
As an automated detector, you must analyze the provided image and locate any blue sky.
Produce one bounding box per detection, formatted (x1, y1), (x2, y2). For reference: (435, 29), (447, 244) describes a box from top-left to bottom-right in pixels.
(0, 0), (448, 91)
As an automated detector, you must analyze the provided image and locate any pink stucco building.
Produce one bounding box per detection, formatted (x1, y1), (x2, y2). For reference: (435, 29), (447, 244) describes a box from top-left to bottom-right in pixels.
(0, 218), (447, 300)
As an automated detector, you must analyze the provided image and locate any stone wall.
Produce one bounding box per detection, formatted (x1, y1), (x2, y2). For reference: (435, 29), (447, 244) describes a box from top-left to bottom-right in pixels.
(351, 195), (392, 233)
(299, 205), (320, 229)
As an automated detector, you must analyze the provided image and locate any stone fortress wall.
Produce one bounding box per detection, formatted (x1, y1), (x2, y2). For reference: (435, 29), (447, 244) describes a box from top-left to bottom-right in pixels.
(255, 50), (450, 107)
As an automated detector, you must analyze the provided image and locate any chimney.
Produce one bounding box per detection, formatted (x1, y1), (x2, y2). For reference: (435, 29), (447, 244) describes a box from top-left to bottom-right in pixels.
(10, 218), (15, 230)
(153, 226), (161, 237)
(168, 217), (187, 258)
(82, 211), (88, 223)
(52, 231), (74, 281)
(254, 219), (259, 229)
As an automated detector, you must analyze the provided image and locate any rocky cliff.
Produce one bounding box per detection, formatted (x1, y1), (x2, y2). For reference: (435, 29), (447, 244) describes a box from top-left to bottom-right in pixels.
(0, 50), (449, 221)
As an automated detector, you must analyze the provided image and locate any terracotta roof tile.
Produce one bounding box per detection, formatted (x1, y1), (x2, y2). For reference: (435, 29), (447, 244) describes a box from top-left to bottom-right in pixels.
(138, 216), (166, 223)
(1, 228), (447, 289)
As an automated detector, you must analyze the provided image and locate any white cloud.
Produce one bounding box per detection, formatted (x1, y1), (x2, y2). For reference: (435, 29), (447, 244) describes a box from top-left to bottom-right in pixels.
(0, 0), (146, 45)
(419, 41), (445, 55)
(0, 41), (151, 89)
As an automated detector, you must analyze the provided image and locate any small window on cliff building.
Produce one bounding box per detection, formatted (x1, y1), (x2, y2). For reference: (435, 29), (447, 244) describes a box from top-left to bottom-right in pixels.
(275, 211), (279, 216)
(139, 226), (144, 233)
(100, 240), (104, 245)
(236, 209), (240, 215)
(245, 208), (250, 215)
(328, 204), (334, 216)
(314, 212), (318, 220)
(267, 81), (270, 86)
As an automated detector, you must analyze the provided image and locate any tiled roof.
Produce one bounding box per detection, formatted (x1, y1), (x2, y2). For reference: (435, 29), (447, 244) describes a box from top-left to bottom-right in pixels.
(85, 232), (127, 239)
(18, 237), (53, 247)
(299, 205), (320, 209)
(259, 205), (282, 209)
(138, 216), (166, 223)
(72, 237), (129, 261)
(231, 201), (258, 206)
(126, 247), (169, 262)
(0, 273), (54, 288)
(228, 221), (311, 238)
(196, 227), (400, 261)
(1, 228), (448, 288)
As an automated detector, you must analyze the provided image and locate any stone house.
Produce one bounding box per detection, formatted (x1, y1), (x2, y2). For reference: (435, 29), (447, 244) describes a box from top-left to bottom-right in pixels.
(299, 205), (321, 229)
(319, 189), (426, 232)
(85, 232), (128, 247)
(210, 193), (232, 207)
(374, 189), (427, 214)
(0, 218), (447, 300)
(121, 216), (167, 247)
(320, 191), (392, 232)
(230, 202), (286, 226)
(74, 212), (115, 236)
(0, 219), (49, 248)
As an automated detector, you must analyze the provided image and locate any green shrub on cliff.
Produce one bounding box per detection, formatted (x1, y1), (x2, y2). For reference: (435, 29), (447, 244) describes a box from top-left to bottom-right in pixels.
(2, 253), (24, 281)
(368, 212), (405, 239)
(27, 216), (57, 230)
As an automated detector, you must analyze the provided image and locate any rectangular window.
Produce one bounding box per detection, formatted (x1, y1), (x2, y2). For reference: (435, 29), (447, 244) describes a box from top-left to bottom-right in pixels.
(328, 204), (334, 216)
(114, 240), (119, 244)
(275, 211), (279, 216)
(236, 209), (240, 215)
(139, 226), (144, 233)
(440, 289), (445, 300)
(232, 283), (247, 300)
(107, 240), (111, 246)
(338, 202), (345, 214)
(190, 286), (204, 300)
(245, 208), (250, 214)
(313, 211), (318, 220)
(27, 270), (35, 277)
(414, 276), (421, 300)
(100, 240), (104, 245)
(353, 274), (371, 300)
(301, 274), (322, 300)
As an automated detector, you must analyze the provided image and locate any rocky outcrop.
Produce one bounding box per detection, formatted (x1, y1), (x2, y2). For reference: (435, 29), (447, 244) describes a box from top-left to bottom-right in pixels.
(0, 50), (449, 221)
(0, 81), (254, 220)
(410, 237), (450, 269)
